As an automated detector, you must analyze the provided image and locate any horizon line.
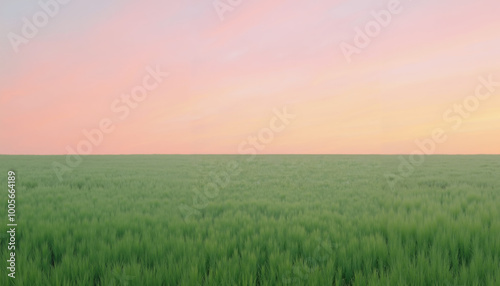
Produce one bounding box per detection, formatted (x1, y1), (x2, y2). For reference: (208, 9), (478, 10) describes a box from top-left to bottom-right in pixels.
(1, 153), (499, 156)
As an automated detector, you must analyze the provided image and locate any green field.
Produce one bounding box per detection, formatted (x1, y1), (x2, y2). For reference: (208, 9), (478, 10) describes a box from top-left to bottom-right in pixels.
(1, 155), (499, 285)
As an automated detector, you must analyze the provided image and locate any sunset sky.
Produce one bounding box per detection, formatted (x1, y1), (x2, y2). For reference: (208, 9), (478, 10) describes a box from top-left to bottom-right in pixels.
(1, 0), (499, 154)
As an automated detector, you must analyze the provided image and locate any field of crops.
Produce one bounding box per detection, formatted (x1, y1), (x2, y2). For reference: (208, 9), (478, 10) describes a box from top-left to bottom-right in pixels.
(1, 155), (499, 285)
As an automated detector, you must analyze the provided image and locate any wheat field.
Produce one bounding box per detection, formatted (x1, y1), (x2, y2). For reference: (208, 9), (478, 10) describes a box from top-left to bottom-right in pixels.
(0, 155), (499, 285)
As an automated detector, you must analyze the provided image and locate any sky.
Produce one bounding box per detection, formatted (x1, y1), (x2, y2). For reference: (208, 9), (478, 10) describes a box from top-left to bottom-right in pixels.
(1, 0), (499, 155)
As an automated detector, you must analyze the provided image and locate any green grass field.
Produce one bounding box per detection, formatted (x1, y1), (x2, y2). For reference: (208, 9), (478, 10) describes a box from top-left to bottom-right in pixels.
(0, 155), (499, 285)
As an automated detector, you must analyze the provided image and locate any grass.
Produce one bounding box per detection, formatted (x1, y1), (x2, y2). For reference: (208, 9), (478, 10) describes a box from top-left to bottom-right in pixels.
(0, 155), (499, 285)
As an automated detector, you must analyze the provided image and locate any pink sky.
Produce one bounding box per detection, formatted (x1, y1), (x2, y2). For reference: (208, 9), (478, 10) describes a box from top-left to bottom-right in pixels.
(1, 0), (499, 154)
